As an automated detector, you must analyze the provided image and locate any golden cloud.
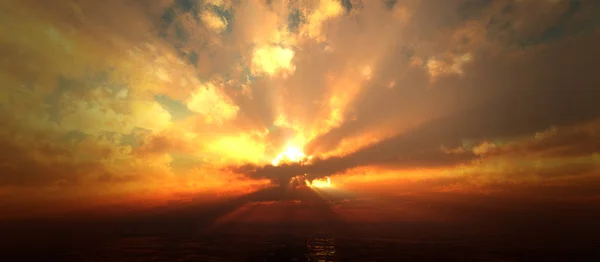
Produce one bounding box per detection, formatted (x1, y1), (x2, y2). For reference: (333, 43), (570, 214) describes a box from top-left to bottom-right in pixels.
(205, 134), (267, 165)
(3, 0), (600, 219)
(186, 83), (239, 124)
(300, 0), (344, 41)
(251, 45), (296, 76)
(201, 10), (228, 33)
(426, 53), (473, 81)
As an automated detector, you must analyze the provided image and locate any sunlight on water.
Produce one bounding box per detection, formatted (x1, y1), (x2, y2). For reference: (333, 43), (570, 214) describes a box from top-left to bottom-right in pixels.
(306, 237), (336, 261)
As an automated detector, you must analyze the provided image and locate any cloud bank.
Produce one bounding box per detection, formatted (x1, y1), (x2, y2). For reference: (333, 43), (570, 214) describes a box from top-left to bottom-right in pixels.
(1, 0), (600, 217)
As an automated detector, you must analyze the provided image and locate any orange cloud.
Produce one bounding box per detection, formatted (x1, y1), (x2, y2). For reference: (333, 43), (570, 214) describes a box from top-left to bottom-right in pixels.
(251, 45), (296, 76)
(2, 0), (600, 220)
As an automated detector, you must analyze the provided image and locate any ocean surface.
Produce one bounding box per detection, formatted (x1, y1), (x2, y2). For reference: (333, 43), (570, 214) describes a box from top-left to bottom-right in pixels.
(3, 222), (600, 262)
(3, 187), (600, 261)
(61, 235), (600, 262)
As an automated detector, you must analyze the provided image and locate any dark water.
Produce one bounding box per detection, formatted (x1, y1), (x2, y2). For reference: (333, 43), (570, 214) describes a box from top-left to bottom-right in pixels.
(70, 235), (339, 262)
(4, 224), (600, 262)
(3, 187), (600, 261)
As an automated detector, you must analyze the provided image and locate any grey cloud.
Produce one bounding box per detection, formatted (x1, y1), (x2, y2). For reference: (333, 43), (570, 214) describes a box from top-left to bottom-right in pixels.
(304, 0), (600, 152)
(0, 141), (85, 187)
(308, 25), (600, 155)
(482, 120), (600, 158)
(237, 27), (600, 184)
(234, 119), (478, 183)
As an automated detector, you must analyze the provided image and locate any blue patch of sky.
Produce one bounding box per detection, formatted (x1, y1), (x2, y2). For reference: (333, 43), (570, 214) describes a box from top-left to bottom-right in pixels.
(187, 51), (200, 67)
(485, 9), (514, 43)
(479, 0), (600, 50)
(159, 7), (176, 39)
(179, 43), (207, 68)
(158, 1), (233, 69)
(154, 95), (195, 121)
(174, 22), (189, 42)
(244, 66), (255, 83)
(175, 0), (198, 13)
(161, 7), (177, 26)
(341, 0), (353, 14)
(209, 3), (235, 34)
(535, 1), (581, 43)
(161, 0), (234, 37)
(384, 0), (396, 9)
(564, 0), (582, 18)
(518, 0), (600, 49)
(159, 0), (200, 41)
(288, 9), (305, 33)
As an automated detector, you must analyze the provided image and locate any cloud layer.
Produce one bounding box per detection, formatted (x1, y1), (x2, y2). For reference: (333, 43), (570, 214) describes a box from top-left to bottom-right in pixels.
(1, 0), (600, 217)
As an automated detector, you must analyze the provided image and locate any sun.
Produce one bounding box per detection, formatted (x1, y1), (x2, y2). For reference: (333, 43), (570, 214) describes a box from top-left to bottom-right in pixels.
(271, 145), (311, 166)
(272, 145), (332, 189)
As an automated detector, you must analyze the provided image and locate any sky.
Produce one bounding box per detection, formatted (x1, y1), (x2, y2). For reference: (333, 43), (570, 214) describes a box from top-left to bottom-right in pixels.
(1, 0), (600, 220)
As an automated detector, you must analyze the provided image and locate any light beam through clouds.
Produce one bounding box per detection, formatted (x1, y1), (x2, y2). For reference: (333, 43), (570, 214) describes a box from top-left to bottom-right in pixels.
(1, 0), (600, 218)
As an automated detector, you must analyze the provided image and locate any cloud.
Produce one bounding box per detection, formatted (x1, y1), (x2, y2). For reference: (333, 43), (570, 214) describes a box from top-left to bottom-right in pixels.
(186, 82), (239, 124)
(133, 132), (193, 156)
(426, 53), (473, 81)
(205, 134), (267, 164)
(201, 9), (228, 33)
(3, 0), (600, 218)
(232, 0), (289, 46)
(307, 24), (600, 156)
(236, 116), (600, 186)
(251, 45), (296, 76)
(234, 124), (478, 183)
(471, 119), (600, 159)
(299, 0), (344, 41)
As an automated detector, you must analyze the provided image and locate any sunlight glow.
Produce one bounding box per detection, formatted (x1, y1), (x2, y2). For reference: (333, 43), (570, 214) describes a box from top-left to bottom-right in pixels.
(306, 176), (332, 188)
(288, 174), (333, 189)
(252, 45), (295, 76)
(271, 145), (311, 166)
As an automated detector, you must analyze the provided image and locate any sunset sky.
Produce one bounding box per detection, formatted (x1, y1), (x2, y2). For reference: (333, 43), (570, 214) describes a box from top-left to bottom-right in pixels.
(1, 0), (600, 220)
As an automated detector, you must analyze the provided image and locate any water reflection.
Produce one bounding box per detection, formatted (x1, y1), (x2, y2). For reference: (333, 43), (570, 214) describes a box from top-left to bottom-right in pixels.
(67, 235), (341, 261)
(13, 231), (600, 261)
(306, 236), (336, 262)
